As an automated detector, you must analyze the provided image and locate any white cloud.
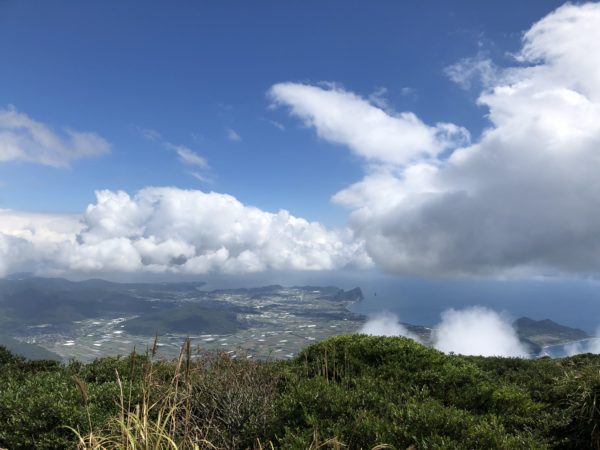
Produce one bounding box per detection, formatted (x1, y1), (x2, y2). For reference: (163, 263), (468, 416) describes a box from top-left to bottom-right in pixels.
(0, 187), (371, 276)
(0, 209), (83, 244)
(562, 335), (600, 356)
(167, 144), (208, 168)
(227, 128), (242, 142)
(361, 307), (527, 357)
(138, 127), (209, 176)
(368, 87), (392, 111)
(269, 82), (470, 166)
(433, 307), (527, 357)
(0, 210), (84, 276)
(137, 127), (162, 142)
(275, 3), (600, 278)
(445, 53), (498, 90)
(190, 171), (213, 183)
(266, 119), (285, 131)
(0, 105), (110, 167)
(360, 312), (422, 342)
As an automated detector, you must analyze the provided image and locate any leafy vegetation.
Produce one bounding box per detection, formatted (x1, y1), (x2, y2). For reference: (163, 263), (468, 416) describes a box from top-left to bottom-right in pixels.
(1, 335), (600, 449)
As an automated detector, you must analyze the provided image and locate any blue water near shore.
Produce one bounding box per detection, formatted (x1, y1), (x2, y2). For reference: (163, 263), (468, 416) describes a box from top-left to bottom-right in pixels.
(340, 274), (600, 358)
(344, 274), (600, 334)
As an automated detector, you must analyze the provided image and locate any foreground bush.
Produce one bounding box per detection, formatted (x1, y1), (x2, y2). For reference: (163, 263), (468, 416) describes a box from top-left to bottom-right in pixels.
(2, 335), (600, 449)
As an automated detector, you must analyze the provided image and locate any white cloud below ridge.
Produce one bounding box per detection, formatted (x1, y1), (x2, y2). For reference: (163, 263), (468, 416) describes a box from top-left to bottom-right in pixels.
(361, 307), (527, 357)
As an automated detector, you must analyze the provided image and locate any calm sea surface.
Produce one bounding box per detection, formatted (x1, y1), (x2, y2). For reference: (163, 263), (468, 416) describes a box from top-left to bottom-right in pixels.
(346, 276), (600, 334)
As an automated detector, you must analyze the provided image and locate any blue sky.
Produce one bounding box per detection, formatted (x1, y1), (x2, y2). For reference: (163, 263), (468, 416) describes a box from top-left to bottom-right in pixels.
(0, 0), (564, 221)
(5, 1), (600, 336)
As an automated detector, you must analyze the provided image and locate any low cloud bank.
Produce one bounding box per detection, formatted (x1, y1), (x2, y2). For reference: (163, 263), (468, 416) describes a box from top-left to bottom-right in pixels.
(361, 306), (528, 357)
(0, 187), (371, 276)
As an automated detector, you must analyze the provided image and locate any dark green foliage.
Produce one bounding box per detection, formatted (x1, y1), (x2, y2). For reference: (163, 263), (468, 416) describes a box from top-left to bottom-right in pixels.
(269, 336), (548, 449)
(187, 352), (279, 449)
(2, 336), (600, 449)
(0, 370), (84, 449)
(0, 349), (145, 449)
(557, 366), (600, 449)
(0, 334), (62, 361)
(0, 344), (23, 365)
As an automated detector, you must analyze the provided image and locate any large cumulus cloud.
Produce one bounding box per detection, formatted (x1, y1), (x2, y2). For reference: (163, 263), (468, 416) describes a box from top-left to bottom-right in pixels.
(0, 188), (370, 276)
(272, 3), (600, 278)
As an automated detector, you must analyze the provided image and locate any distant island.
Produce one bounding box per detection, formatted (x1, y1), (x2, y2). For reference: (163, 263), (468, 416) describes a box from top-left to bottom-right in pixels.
(513, 316), (589, 354)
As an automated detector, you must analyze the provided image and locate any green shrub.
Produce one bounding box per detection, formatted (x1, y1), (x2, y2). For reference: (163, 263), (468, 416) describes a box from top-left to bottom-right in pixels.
(3, 337), (600, 449)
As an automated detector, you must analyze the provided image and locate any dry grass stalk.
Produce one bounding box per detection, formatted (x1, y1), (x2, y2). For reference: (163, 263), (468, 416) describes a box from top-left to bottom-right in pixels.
(70, 339), (390, 450)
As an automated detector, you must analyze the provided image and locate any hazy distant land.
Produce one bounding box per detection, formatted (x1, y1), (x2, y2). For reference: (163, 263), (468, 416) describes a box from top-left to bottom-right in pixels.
(0, 276), (367, 361)
(0, 276), (593, 361)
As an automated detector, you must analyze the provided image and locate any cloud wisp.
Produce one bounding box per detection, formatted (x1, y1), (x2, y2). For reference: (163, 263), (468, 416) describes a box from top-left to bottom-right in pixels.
(0, 105), (110, 167)
(360, 312), (422, 341)
(138, 127), (210, 180)
(226, 128), (242, 142)
(561, 330), (600, 357)
(271, 3), (600, 279)
(168, 144), (208, 168)
(444, 52), (498, 90)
